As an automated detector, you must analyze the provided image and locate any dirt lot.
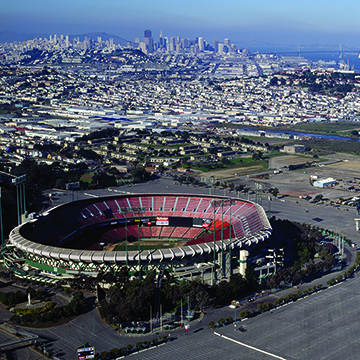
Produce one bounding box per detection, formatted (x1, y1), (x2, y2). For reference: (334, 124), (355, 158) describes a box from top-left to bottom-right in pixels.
(269, 155), (315, 169)
(325, 160), (360, 175)
(200, 165), (264, 179)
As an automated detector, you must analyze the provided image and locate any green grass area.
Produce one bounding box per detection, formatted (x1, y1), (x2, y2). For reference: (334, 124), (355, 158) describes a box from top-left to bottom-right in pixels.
(79, 172), (94, 183)
(113, 241), (180, 251)
(192, 156), (266, 173)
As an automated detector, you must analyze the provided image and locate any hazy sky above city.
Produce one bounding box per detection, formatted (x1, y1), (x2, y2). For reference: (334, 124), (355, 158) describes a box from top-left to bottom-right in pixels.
(2, 0), (360, 47)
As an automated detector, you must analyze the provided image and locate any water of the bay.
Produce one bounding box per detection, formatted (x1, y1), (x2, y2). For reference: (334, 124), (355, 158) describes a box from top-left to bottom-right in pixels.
(245, 44), (360, 70)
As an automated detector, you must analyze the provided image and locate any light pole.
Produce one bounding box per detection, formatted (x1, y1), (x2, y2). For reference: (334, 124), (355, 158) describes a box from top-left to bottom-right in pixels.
(268, 196), (271, 219)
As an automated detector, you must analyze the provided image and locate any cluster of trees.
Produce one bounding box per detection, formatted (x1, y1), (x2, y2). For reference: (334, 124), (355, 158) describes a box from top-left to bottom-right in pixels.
(0, 286), (48, 307)
(263, 219), (334, 289)
(130, 166), (151, 183)
(98, 270), (257, 327)
(0, 290), (27, 306)
(10, 291), (84, 326)
(208, 316), (233, 329)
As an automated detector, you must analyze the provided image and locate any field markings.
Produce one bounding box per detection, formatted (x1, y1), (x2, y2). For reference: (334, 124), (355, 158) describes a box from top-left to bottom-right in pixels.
(214, 332), (287, 360)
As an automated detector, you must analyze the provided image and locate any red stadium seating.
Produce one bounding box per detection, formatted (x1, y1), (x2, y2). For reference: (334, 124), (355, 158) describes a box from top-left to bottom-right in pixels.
(151, 226), (161, 237)
(170, 227), (189, 238)
(183, 227), (203, 239)
(160, 226), (175, 238)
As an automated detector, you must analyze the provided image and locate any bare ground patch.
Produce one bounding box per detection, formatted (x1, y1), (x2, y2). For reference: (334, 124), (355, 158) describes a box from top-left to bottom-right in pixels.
(200, 164), (264, 179)
(269, 155), (315, 169)
(326, 160), (360, 173)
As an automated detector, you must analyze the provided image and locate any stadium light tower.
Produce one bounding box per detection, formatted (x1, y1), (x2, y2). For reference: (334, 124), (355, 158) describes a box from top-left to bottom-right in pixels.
(12, 175), (26, 225)
(212, 198), (236, 279)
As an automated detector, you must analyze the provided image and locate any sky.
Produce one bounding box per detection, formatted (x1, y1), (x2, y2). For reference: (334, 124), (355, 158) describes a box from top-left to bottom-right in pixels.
(1, 0), (360, 48)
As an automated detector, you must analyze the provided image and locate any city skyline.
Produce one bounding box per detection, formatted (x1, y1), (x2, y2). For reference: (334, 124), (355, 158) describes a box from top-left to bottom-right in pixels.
(1, 0), (360, 48)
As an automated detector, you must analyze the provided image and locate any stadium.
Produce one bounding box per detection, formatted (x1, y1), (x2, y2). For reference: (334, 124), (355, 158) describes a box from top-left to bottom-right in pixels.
(7, 193), (272, 283)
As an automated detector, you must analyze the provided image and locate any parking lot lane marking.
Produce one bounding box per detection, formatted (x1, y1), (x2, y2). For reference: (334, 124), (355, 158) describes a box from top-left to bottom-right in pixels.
(214, 332), (287, 360)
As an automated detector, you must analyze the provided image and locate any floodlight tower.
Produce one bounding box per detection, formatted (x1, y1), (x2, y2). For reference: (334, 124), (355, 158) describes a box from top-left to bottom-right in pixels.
(12, 175), (26, 225)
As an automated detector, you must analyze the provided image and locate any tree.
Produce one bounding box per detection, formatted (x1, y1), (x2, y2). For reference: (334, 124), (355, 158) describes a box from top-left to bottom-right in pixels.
(101, 351), (109, 359)
(270, 188), (279, 198)
(252, 151), (262, 160)
(240, 308), (251, 318)
(196, 290), (209, 311)
(130, 166), (151, 183)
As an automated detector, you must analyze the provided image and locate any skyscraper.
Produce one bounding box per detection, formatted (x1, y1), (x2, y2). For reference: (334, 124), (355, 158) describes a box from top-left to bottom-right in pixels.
(169, 37), (176, 52)
(212, 38), (219, 53)
(144, 29), (153, 52)
(182, 38), (190, 49)
(198, 37), (204, 51)
(218, 43), (224, 54)
(158, 30), (164, 49)
(144, 29), (152, 38)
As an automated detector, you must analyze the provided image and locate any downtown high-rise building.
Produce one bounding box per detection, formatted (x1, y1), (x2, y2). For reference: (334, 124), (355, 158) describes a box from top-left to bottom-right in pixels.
(158, 30), (164, 48)
(224, 38), (231, 46)
(144, 29), (154, 52)
(169, 37), (176, 52)
(198, 37), (204, 51)
(182, 38), (190, 49)
(212, 38), (219, 53)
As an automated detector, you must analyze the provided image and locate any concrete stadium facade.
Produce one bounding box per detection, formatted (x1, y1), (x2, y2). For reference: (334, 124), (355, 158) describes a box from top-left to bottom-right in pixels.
(8, 194), (272, 281)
